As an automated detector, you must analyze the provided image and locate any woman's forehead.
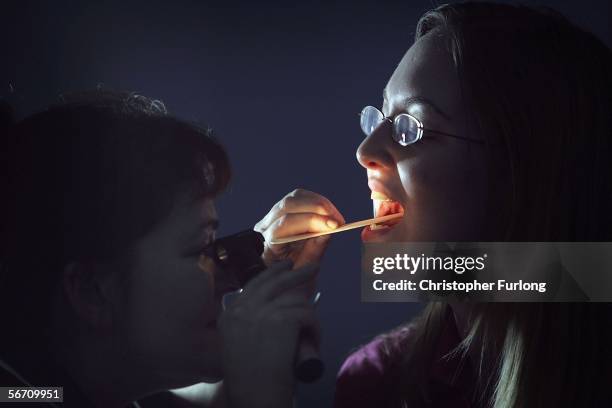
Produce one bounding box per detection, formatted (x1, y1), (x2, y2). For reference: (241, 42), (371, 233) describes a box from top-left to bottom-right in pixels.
(385, 31), (460, 118)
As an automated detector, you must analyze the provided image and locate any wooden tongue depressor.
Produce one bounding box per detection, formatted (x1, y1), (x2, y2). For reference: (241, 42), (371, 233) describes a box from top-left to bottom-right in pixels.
(269, 212), (404, 245)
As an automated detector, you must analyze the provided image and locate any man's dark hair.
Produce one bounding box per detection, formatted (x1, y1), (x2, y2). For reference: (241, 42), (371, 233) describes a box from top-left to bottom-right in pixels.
(0, 90), (231, 346)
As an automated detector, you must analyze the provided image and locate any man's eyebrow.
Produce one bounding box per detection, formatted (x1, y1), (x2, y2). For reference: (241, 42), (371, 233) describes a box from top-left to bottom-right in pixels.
(383, 88), (452, 121)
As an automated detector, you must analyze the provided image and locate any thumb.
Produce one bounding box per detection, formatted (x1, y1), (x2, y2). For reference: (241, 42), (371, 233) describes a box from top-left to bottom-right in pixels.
(293, 235), (330, 269)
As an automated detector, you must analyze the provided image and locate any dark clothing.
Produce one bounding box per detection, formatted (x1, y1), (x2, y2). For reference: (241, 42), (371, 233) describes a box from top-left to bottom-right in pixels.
(334, 308), (476, 408)
(0, 349), (197, 407)
(0, 347), (95, 408)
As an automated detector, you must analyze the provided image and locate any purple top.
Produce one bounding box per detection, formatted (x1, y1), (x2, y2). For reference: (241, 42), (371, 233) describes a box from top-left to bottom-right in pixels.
(334, 309), (475, 408)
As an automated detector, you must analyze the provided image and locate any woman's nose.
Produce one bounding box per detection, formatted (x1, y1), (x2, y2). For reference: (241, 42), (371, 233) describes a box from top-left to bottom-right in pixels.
(356, 122), (395, 171)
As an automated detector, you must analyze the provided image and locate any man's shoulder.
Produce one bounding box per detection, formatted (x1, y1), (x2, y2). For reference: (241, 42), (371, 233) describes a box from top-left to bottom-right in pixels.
(0, 357), (29, 386)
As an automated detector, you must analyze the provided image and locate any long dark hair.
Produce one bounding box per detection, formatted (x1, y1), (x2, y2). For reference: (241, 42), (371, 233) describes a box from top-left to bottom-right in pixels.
(416, 2), (612, 242)
(384, 3), (612, 407)
(0, 90), (231, 349)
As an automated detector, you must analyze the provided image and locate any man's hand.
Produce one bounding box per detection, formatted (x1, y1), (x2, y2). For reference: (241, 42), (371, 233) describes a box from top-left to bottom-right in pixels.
(219, 260), (320, 408)
(254, 189), (345, 269)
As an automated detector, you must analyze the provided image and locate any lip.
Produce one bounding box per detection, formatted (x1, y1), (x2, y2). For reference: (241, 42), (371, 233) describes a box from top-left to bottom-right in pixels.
(367, 179), (399, 202)
(363, 178), (406, 242)
(361, 223), (395, 241)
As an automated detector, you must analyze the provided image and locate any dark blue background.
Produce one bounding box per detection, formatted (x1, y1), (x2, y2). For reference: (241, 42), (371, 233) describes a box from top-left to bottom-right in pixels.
(2, 1), (610, 405)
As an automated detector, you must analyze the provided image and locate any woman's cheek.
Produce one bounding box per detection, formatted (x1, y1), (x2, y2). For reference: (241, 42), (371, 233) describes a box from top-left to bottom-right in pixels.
(397, 148), (484, 240)
(397, 155), (452, 205)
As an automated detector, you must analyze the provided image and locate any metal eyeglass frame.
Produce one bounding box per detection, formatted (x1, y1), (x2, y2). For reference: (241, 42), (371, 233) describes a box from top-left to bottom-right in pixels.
(360, 105), (484, 146)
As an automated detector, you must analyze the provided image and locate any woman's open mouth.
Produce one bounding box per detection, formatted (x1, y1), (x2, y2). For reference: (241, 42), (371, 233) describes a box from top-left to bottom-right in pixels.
(362, 191), (405, 240)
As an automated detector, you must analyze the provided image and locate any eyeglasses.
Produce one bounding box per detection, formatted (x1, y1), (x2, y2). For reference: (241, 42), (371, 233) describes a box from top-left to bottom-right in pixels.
(359, 105), (484, 146)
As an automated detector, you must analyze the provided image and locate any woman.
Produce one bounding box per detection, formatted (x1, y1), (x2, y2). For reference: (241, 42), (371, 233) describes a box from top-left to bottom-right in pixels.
(257, 2), (612, 407)
(0, 90), (320, 408)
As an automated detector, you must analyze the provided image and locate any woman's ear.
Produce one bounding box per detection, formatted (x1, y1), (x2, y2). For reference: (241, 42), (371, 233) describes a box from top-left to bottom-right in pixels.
(62, 261), (118, 330)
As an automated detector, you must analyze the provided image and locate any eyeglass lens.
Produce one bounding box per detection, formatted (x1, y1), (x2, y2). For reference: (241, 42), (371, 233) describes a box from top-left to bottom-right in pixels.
(360, 106), (420, 146)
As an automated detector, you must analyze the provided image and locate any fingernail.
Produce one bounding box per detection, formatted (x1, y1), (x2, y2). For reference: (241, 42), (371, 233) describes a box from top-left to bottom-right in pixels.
(222, 289), (244, 310)
(312, 291), (321, 305)
(326, 219), (338, 229)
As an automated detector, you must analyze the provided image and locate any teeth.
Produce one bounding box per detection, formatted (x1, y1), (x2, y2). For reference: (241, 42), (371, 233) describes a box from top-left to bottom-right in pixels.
(371, 191), (392, 201)
(372, 191), (394, 218)
(370, 223), (388, 230)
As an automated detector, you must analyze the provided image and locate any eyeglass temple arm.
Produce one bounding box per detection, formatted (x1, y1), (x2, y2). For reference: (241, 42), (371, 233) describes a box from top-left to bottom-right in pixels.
(424, 128), (485, 144)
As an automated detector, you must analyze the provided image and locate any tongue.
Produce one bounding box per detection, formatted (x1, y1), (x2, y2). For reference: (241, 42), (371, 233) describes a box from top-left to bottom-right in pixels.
(377, 200), (403, 217)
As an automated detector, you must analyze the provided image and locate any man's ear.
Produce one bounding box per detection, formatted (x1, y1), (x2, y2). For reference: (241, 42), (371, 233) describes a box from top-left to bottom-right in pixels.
(62, 261), (117, 330)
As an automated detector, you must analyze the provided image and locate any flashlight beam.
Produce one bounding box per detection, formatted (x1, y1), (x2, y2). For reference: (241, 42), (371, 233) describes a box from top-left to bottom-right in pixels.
(268, 212), (404, 245)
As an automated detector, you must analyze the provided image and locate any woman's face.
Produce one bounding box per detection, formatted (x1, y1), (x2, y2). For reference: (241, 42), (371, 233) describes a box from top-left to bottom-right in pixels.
(357, 31), (487, 242)
(117, 192), (234, 385)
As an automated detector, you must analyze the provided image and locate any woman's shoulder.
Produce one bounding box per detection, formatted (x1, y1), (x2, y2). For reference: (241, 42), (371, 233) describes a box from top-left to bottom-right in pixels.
(333, 325), (415, 408)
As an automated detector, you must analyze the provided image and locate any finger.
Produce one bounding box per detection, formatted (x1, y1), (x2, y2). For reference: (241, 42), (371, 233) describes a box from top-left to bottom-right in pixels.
(281, 190), (345, 225)
(255, 194), (331, 232)
(261, 240), (301, 267)
(294, 235), (331, 269)
(255, 189), (345, 232)
(261, 304), (318, 329)
(256, 263), (319, 302)
(267, 291), (312, 309)
(299, 310), (321, 348)
(244, 259), (294, 292)
(273, 306), (321, 347)
(263, 213), (339, 244)
(294, 189), (346, 224)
